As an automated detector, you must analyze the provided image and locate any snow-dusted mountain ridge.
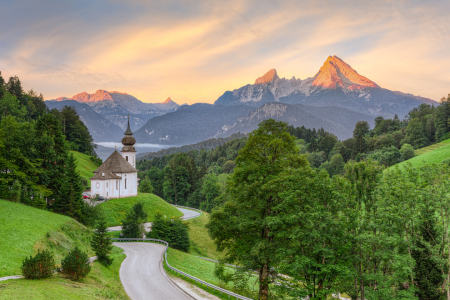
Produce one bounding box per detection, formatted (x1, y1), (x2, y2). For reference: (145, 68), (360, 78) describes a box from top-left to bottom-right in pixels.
(214, 55), (437, 118)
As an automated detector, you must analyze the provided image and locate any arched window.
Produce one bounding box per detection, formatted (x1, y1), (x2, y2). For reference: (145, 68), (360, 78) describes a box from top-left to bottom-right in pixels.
(125, 178), (127, 189)
(116, 180), (118, 190)
(126, 156), (128, 162)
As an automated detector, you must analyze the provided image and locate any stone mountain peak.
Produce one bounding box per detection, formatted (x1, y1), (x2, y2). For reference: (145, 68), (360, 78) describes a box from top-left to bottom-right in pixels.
(312, 55), (379, 89)
(254, 69), (278, 84)
(160, 97), (173, 104)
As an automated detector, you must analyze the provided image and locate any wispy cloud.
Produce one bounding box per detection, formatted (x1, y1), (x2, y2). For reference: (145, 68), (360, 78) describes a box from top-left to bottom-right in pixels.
(1, 0), (449, 103)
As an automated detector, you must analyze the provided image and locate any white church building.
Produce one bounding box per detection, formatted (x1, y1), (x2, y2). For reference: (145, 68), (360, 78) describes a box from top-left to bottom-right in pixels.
(90, 117), (138, 199)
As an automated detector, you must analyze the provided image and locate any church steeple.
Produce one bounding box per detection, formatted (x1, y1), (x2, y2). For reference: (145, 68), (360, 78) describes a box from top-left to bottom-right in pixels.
(121, 115), (136, 152)
(124, 115), (133, 135)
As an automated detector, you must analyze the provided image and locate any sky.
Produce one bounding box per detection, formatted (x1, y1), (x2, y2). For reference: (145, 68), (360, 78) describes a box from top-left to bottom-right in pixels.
(1, 0), (449, 104)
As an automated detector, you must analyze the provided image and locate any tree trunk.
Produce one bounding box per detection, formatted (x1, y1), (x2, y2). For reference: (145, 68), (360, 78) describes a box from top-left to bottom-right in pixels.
(259, 263), (269, 300)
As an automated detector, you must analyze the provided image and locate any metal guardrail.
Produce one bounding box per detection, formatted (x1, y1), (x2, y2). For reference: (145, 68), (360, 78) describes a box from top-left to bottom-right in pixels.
(111, 238), (253, 300)
(172, 205), (203, 220)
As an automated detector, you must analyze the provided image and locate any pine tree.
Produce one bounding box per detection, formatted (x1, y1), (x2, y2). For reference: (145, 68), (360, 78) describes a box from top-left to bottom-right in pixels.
(54, 152), (84, 221)
(91, 219), (113, 266)
(412, 209), (444, 300)
(59, 247), (91, 281)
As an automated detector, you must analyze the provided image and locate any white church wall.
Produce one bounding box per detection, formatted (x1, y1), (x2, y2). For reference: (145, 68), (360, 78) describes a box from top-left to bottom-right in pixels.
(122, 152), (136, 168)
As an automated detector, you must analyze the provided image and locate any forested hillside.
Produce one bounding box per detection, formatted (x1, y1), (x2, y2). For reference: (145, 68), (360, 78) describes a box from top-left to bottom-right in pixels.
(0, 71), (100, 225)
(136, 124), (335, 211)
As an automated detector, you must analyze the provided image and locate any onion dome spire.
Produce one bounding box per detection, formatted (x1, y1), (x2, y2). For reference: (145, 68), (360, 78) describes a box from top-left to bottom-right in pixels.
(124, 114), (133, 135)
(122, 115), (136, 152)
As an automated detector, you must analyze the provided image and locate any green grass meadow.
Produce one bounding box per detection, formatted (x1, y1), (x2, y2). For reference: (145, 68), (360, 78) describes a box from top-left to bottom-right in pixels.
(167, 247), (259, 295)
(99, 193), (183, 226)
(414, 138), (450, 156)
(72, 151), (98, 188)
(0, 247), (129, 300)
(0, 200), (93, 277)
(388, 140), (450, 171)
(185, 212), (223, 260)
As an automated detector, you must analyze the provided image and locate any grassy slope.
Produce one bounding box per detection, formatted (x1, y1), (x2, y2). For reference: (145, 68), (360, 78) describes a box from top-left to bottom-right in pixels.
(0, 247), (129, 300)
(71, 151), (98, 188)
(186, 212), (223, 260)
(0, 200), (93, 277)
(388, 142), (450, 171)
(414, 138), (450, 156)
(167, 247), (259, 293)
(99, 193), (183, 226)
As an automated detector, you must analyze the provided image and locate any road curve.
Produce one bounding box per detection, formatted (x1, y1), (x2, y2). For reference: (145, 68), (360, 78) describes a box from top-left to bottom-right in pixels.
(107, 206), (201, 232)
(177, 207), (201, 220)
(113, 242), (193, 300)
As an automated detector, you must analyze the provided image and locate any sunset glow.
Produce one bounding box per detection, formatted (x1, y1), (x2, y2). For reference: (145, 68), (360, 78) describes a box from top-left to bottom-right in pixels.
(1, 0), (449, 103)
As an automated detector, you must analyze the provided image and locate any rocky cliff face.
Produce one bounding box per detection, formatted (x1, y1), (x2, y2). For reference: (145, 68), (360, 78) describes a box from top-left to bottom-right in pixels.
(214, 55), (437, 118)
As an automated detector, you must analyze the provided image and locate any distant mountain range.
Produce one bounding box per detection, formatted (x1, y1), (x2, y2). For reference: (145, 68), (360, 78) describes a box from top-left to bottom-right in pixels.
(46, 55), (439, 147)
(48, 90), (179, 132)
(45, 100), (124, 142)
(133, 104), (256, 145)
(214, 56), (437, 118)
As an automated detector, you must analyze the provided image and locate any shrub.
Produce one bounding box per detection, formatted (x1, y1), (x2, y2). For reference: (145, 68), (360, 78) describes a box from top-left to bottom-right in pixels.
(121, 202), (148, 238)
(21, 249), (55, 279)
(400, 143), (416, 160)
(138, 178), (154, 194)
(59, 247), (91, 281)
(147, 213), (190, 252)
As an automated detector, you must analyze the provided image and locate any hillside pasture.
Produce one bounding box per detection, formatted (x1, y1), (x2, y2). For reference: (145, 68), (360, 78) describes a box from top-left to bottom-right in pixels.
(388, 141), (450, 171)
(0, 200), (93, 277)
(72, 151), (98, 188)
(99, 193), (183, 226)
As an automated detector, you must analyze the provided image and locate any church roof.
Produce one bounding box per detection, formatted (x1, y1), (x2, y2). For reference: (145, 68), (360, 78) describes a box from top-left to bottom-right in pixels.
(93, 150), (138, 174)
(90, 170), (121, 180)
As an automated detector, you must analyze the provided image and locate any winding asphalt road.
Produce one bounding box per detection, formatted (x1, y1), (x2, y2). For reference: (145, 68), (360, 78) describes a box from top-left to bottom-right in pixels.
(113, 242), (193, 300)
(113, 206), (201, 300)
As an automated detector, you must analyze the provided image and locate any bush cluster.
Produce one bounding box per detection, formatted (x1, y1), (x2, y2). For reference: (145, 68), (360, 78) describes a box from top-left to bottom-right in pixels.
(147, 213), (190, 252)
(21, 249), (55, 279)
(59, 247), (91, 281)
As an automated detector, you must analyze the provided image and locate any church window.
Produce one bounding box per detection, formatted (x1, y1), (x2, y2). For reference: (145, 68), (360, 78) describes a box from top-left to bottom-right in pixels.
(96, 183), (100, 188)
(125, 178), (127, 189)
(116, 180), (118, 190)
(126, 156), (128, 162)
(106, 182), (108, 188)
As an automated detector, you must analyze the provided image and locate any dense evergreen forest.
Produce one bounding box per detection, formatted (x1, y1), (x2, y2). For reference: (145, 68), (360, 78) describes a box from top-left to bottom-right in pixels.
(0, 71), (100, 225)
(137, 94), (450, 215)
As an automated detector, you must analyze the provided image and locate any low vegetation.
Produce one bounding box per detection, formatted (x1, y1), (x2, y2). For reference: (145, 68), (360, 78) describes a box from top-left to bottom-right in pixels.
(0, 247), (129, 300)
(166, 247), (259, 295)
(0, 200), (93, 277)
(59, 247), (91, 281)
(147, 213), (190, 252)
(185, 212), (222, 260)
(98, 193), (182, 226)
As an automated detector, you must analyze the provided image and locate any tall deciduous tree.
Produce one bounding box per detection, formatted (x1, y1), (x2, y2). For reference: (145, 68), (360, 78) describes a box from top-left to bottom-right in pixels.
(207, 119), (307, 300)
(353, 121), (370, 154)
(403, 118), (429, 149)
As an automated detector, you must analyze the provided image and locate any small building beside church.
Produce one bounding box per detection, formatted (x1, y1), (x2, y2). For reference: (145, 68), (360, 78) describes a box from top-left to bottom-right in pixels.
(90, 117), (138, 199)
